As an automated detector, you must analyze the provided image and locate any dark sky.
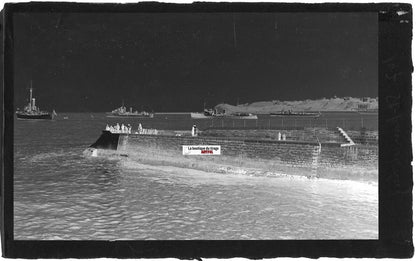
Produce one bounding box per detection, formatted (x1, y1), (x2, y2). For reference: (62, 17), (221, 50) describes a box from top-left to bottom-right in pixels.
(13, 12), (378, 112)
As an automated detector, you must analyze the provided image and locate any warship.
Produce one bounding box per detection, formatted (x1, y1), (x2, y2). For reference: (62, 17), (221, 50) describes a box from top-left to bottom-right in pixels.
(270, 110), (321, 118)
(16, 87), (56, 120)
(107, 102), (154, 118)
(191, 108), (258, 119)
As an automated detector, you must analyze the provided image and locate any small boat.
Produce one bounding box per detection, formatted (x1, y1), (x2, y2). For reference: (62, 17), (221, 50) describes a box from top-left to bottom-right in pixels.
(270, 111), (321, 118)
(16, 86), (56, 120)
(106, 103), (154, 118)
(191, 108), (258, 120)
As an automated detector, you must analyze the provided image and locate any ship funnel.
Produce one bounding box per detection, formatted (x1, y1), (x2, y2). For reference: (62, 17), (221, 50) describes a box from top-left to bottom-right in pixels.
(32, 98), (36, 110)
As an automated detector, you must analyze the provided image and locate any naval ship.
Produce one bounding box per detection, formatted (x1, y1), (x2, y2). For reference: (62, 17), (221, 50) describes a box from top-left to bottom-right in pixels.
(16, 87), (56, 120)
(270, 110), (321, 118)
(107, 102), (154, 118)
(191, 108), (258, 119)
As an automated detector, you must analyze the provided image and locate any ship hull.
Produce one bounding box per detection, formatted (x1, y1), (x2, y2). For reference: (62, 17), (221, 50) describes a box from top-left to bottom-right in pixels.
(106, 114), (154, 118)
(190, 112), (258, 120)
(270, 113), (320, 117)
(16, 113), (53, 120)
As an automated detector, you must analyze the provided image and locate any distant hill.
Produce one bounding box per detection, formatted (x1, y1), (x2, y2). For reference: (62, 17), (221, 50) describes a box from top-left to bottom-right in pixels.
(214, 97), (378, 114)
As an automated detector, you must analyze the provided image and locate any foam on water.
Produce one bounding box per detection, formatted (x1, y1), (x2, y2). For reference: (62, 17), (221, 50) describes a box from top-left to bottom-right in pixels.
(92, 145), (378, 183)
(119, 157), (377, 204)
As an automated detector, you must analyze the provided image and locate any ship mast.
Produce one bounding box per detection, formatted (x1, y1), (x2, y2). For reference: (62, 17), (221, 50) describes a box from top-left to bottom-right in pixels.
(29, 80), (33, 110)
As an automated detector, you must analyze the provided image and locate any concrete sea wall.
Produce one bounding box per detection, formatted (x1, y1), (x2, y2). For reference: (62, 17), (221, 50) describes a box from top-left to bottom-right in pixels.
(89, 131), (378, 181)
(118, 133), (320, 164)
(201, 128), (345, 143)
(201, 128), (378, 145)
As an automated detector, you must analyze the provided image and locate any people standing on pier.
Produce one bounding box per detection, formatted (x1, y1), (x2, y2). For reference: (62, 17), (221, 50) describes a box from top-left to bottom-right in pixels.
(105, 122), (159, 135)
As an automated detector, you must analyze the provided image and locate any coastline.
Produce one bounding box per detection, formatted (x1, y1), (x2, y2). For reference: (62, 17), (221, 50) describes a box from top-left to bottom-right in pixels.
(214, 97), (378, 114)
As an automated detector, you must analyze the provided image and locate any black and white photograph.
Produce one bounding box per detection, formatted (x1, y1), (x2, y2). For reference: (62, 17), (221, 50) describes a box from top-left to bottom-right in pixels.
(2, 0), (414, 257)
(9, 6), (382, 242)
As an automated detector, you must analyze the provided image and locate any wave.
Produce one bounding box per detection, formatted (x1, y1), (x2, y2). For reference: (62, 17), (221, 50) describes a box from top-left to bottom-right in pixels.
(28, 151), (70, 163)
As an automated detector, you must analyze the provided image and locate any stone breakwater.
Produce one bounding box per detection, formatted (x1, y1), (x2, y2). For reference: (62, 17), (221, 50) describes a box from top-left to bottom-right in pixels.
(117, 132), (321, 162)
(87, 130), (378, 181)
(201, 128), (378, 145)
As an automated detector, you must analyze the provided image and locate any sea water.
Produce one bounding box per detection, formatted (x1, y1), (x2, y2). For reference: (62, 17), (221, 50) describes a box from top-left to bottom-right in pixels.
(14, 113), (378, 240)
